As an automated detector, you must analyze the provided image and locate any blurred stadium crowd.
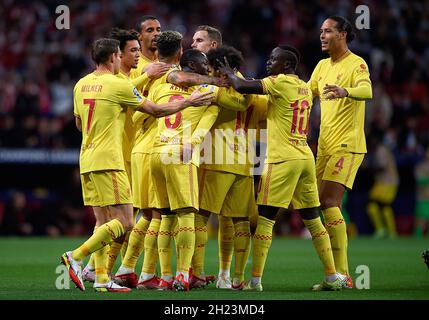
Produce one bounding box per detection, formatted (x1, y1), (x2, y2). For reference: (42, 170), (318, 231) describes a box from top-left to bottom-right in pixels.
(1, 0), (428, 237)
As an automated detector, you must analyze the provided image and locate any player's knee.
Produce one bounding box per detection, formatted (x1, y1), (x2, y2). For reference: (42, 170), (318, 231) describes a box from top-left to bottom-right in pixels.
(258, 205), (278, 220)
(299, 207), (320, 220)
(232, 217), (248, 224)
(121, 218), (134, 232)
(198, 209), (211, 218)
(320, 197), (340, 210)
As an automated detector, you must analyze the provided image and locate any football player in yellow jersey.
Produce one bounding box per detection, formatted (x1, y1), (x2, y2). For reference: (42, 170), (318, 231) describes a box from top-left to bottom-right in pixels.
(81, 28), (170, 283)
(149, 49), (221, 291)
(191, 25), (240, 289)
(220, 44), (344, 292)
(308, 16), (372, 289)
(60, 38), (215, 292)
(112, 31), (229, 290)
(188, 45), (268, 290)
(191, 25), (222, 53)
(366, 134), (399, 239)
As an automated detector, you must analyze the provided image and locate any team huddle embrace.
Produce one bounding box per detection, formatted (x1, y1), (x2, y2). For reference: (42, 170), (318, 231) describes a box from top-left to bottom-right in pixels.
(60, 14), (372, 293)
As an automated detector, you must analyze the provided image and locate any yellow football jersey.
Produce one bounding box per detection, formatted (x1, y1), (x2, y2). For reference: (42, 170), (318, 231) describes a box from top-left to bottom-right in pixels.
(117, 71), (136, 165)
(202, 92), (268, 176)
(132, 66), (180, 154)
(73, 71), (145, 173)
(308, 51), (371, 156)
(261, 74), (314, 163)
(130, 52), (156, 95)
(150, 83), (219, 165)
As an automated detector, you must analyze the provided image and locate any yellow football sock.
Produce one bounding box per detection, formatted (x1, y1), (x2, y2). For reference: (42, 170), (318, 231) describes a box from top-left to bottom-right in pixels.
(303, 217), (336, 275)
(176, 210), (195, 274)
(252, 216), (275, 277)
(158, 215), (176, 277)
(141, 218), (161, 275)
(192, 214), (209, 277)
(121, 217), (150, 269)
(106, 233), (126, 273)
(120, 209), (140, 258)
(72, 219), (124, 261)
(233, 220), (251, 283)
(367, 201), (384, 232)
(382, 205), (397, 237)
(86, 226), (98, 269)
(218, 215), (234, 272)
(94, 243), (110, 284)
(323, 207), (349, 275)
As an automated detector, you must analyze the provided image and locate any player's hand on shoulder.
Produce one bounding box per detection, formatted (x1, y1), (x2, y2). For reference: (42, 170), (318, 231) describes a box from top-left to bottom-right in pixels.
(144, 62), (171, 79)
(187, 89), (215, 107)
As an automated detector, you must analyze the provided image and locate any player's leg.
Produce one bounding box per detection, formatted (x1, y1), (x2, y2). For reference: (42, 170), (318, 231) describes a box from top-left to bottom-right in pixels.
(137, 209), (162, 289)
(62, 171), (131, 291)
(367, 183), (386, 238)
(151, 153), (175, 289)
(92, 203), (134, 292)
(166, 162), (199, 291)
(317, 153), (364, 287)
(82, 211), (110, 282)
(223, 175), (254, 290)
(218, 216), (234, 286)
(199, 169), (235, 288)
(245, 204), (277, 292)
(381, 185), (398, 238)
(157, 209), (176, 290)
(299, 207), (343, 291)
(114, 209), (151, 287)
(114, 152), (152, 284)
(190, 208), (210, 288)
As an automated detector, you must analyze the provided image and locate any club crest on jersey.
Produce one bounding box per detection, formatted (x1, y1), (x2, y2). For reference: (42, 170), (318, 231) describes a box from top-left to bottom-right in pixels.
(133, 87), (143, 102)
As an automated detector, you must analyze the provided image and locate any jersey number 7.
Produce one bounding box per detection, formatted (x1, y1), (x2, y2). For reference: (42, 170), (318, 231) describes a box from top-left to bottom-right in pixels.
(83, 99), (96, 134)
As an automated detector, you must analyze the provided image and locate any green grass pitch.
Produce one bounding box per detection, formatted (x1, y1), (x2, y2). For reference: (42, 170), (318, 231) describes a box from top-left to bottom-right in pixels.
(0, 237), (428, 300)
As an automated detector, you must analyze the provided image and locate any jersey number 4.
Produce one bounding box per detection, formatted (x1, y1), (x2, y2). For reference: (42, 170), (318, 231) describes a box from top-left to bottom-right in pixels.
(83, 99), (96, 134)
(290, 100), (310, 135)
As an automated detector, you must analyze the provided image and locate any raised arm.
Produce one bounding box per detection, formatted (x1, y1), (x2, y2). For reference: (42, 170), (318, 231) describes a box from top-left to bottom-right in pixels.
(218, 58), (264, 94)
(167, 70), (228, 88)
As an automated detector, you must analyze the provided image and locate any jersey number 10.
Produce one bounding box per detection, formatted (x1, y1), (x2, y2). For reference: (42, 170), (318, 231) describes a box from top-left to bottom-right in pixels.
(290, 100), (310, 135)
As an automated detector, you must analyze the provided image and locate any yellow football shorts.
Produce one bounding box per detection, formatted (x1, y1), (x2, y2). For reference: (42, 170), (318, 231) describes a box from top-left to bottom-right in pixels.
(81, 170), (132, 207)
(131, 152), (158, 209)
(124, 159), (132, 185)
(150, 153), (199, 212)
(369, 182), (398, 204)
(256, 158), (320, 209)
(316, 152), (365, 190)
(199, 169), (255, 217)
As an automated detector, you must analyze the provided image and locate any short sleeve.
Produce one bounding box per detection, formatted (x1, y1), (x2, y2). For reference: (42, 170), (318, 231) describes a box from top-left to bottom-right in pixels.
(117, 79), (146, 109)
